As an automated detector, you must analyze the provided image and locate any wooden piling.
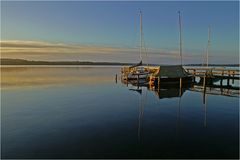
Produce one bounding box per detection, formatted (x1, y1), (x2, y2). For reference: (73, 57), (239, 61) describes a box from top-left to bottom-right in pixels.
(158, 77), (160, 87)
(220, 78), (223, 86)
(179, 78), (182, 89)
(227, 71), (231, 85)
(179, 78), (182, 96)
(203, 76), (206, 88)
(115, 74), (117, 83)
(137, 74), (139, 86)
(232, 71), (235, 84)
(158, 77), (160, 92)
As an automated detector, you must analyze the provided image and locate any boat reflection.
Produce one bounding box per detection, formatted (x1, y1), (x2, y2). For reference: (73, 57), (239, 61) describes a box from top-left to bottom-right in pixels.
(121, 78), (190, 99)
(121, 78), (189, 143)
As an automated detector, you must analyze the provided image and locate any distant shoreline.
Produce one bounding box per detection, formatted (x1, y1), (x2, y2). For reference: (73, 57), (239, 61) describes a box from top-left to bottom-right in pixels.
(1, 58), (239, 67)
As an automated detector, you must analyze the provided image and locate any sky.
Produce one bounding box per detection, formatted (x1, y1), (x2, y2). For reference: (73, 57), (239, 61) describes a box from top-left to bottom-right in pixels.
(1, 1), (239, 64)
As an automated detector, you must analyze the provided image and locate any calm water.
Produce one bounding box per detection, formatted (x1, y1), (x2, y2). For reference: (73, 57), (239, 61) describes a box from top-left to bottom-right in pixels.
(1, 66), (239, 159)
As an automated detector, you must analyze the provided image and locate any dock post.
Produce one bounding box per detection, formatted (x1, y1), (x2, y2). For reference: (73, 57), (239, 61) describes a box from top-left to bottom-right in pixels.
(232, 71), (235, 84)
(179, 78), (182, 89)
(137, 74), (139, 87)
(158, 77), (160, 93)
(179, 78), (182, 96)
(227, 70), (231, 86)
(115, 74), (117, 83)
(149, 75), (152, 88)
(203, 76), (206, 89)
(158, 77), (160, 87)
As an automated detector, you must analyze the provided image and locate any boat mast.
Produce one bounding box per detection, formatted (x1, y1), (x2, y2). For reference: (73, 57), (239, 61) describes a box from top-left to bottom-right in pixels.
(178, 11), (183, 66)
(206, 25), (211, 67)
(139, 10), (143, 61)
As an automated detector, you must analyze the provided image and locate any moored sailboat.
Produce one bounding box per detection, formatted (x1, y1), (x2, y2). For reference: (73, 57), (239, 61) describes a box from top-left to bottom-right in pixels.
(148, 11), (193, 86)
(121, 10), (150, 81)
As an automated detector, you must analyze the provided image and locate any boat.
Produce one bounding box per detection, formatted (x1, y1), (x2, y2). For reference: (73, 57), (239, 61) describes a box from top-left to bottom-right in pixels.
(149, 65), (193, 86)
(122, 11), (194, 85)
(121, 10), (150, 81)
(148, 11), (193, 86)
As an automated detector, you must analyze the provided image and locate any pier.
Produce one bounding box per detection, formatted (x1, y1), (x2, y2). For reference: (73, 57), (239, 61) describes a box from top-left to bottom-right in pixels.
(121, 66), (239, 87)
(185, 67), (239, 87)
(185, 67), (240, 79)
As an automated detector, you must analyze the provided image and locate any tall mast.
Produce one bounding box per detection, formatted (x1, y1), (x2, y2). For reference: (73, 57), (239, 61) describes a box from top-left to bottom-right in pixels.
(206, 25), (211, 67)
(139, 10), (143, 61)
(178, 11), (183, 66)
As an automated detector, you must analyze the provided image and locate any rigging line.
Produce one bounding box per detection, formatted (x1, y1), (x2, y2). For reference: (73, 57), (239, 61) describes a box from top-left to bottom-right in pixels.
(178, 11), (183, 66)
(206, 25), (211, 67)
(203, 26), (211, 67)
(139, 10), (143, 61)
(134, 13), (138, 49)
(142, 33), (150, 69)
(202, 48), (206, 66)
(204, 45), (208, 66)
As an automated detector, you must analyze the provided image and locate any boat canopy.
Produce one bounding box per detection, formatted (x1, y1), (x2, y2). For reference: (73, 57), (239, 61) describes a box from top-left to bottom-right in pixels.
(155, 65), (190, 78)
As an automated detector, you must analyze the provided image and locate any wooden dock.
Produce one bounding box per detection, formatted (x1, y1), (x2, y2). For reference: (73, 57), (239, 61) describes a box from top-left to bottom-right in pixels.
(121, 66), (239, 89)
(185, 67), (240, 80)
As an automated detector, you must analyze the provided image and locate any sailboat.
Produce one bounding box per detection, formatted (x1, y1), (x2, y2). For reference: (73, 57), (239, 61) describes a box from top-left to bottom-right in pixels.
(121, 10), (150, 81)
(149, 11), (193, 86)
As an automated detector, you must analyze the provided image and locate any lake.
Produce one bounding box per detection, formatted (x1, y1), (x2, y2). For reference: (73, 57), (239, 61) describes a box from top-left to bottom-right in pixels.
(1, 66), (239, 159)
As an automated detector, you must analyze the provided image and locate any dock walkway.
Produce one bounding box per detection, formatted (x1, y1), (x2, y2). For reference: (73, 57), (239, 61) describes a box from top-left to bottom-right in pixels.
(185, 67), (240, 80)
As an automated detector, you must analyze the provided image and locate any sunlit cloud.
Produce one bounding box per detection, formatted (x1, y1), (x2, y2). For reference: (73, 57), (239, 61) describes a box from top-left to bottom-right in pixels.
(1, 40), (238, 64)
(1, 40), (134, 54)
(1, 40), (180, 63)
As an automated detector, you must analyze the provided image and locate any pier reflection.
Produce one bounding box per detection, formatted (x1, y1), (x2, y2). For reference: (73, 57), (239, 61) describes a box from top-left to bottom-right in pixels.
(121, 77), (239, 142)
(121, 76), (239, 99)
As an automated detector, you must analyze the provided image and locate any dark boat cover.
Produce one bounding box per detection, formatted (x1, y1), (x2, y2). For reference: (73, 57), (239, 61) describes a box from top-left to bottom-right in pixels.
(156, 65), (190, 78)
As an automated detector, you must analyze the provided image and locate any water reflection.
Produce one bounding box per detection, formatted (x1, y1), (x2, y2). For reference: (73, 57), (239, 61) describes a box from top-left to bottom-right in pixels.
(121, 75), (239, 140)
(1, 66), (118, 89)
(121, 75), (239, 99)
(1, 66), (239, 159)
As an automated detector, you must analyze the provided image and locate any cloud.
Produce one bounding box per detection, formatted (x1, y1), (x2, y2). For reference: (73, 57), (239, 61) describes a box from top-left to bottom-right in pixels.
(1, 40), (237, 64)
(1, 40), (181, 62)
(1, 40), (134, 55)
